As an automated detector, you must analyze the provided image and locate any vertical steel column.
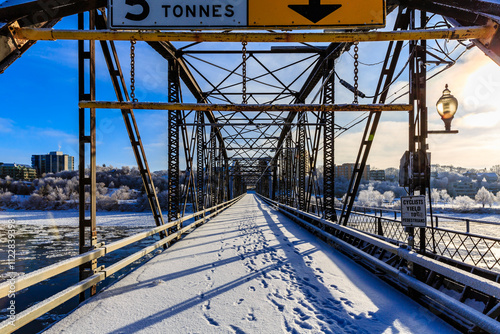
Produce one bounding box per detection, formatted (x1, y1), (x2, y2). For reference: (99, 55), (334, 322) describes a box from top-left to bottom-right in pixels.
(323, 58), (336, 222)
(297, 113), (307, 211)
(196, 111), (205, 211)
(277, 152), (283, 202)
(259, 159), (269, 197)
(409, 10), (429, 253)
(78, 11), (96, 301)
(224, 157), (230, 201)
(272, 160), (278, 201)
(282, 147), (287, 203)
(167, 59), (180, 232)
(233, 161), (241, 197)
(210, 127), (217, 207)
(286, 134), (293, 207)
(218, 142), (224, 202)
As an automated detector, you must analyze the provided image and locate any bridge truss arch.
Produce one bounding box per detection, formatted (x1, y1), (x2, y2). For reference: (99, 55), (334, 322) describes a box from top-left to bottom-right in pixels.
(2, 0), (500, 332)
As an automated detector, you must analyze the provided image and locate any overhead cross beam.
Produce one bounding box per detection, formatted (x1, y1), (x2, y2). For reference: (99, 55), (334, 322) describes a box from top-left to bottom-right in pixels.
(9, 25), (495, 43)
(78, 101), (413, 112)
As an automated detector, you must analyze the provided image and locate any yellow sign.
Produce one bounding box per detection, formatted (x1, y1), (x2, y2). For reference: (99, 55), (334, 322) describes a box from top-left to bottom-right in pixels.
(249, 0), (386, 28)
(109, 0), (386, 30)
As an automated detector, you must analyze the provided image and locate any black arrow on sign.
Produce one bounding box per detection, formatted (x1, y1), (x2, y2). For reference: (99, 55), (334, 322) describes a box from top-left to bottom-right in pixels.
(288, 0), (342, 24)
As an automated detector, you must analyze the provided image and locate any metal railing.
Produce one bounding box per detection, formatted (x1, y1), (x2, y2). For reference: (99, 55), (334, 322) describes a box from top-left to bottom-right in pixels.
(0, 194), (245, 333)
(345, 209), (500, 272)
(257, 194), (500, 334)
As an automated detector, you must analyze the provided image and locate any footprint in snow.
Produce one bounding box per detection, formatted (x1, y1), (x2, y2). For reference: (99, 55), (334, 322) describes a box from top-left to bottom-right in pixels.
(294, 319), (313, 330)
(340, 297), (354, 307)
(246, 309), (256, 321)
(269, 298), (285, 312)
(203, 313), (219, 326)
(293, 307), (311, 321)
(229, 325), (246, 334)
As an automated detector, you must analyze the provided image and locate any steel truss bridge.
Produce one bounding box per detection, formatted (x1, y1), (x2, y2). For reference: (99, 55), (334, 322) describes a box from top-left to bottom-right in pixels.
(2, 0), (500, 333)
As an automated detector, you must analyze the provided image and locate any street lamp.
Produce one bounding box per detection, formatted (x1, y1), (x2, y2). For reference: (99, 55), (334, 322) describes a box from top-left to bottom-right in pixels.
(436, 84), (458, 131)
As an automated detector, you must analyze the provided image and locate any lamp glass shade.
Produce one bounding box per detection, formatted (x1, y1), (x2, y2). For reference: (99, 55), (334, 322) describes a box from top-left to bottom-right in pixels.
(436, 85), (458, 120)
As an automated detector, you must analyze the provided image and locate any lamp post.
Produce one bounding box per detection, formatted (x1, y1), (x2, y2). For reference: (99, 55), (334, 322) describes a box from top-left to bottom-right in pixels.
(436, 84), (458, 131)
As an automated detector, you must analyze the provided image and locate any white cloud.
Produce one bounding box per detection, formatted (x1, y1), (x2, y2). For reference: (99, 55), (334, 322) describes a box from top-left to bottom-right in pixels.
(0, 118), (14, 133)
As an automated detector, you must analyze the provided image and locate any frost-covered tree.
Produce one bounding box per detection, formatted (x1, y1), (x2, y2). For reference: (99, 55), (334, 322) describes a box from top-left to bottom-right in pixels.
(357, 185), (384, 207)
(440, 189), (452, 204)
(453, 196), (476, 211)
(0, 191), (13, 206)
(383, 191), (395, 204)
(431, 188), (440, 205)
(475, 186), (494, 208)
(111, 185), (132, 200)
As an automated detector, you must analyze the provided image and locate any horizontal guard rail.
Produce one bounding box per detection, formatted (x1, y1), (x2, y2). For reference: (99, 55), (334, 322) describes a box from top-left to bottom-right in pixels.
(346, 208), (500, 270)
(273, 199), (500, 299)
(257, 194), (500, 334)
(0, 194), (245, 333)
(1, 273), (105, 333)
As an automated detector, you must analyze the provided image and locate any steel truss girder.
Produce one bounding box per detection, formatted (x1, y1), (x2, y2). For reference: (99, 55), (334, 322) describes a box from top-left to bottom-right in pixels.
(2, 1), (500, 73)
(168, 60), (181, 230)
(398, 0), (500, 66)
(146, 41), (228, 161)
(196, 111), (205, 211)
(323, 58), (336, 222)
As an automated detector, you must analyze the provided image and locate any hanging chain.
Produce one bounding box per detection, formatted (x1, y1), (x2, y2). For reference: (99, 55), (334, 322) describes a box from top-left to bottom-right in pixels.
(130, 39), (138, 102)
(242, 41), (247, 104)
(353, 41), (359, 104)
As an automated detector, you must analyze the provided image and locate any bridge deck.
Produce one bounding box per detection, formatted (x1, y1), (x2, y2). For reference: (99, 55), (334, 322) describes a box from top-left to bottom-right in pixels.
(46, 194), (457, 333)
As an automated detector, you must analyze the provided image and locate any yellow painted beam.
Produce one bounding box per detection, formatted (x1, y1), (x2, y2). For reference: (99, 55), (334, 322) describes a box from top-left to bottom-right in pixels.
(79, 101), (412, 112)
(11, 25), (496, 43)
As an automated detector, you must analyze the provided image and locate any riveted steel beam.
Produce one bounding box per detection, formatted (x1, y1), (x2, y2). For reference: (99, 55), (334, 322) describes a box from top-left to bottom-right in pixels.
(10, 25), (496, 42)
(78, 101), (412, 112)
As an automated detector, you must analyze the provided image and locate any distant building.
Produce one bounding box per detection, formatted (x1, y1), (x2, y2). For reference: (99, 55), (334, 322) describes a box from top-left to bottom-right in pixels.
(452, 180), (478, 198)
(478, 173), (499, 183)
(32, 151), (74, 175)
(369, 169), (385, 181)
(0, 162), (37, 180)
(484, 183), (500, 194)
(335, 163), (370, 181)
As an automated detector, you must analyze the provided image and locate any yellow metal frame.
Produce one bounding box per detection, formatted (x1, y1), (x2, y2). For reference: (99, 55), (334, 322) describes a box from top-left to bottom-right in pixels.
(79, 101), (413, 112)
(0, 195), (244, 334)
(10, 25), (496, 43)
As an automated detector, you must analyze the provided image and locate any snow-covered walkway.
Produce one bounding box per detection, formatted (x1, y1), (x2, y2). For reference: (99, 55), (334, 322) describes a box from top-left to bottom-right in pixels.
(46, 194), (458, 333)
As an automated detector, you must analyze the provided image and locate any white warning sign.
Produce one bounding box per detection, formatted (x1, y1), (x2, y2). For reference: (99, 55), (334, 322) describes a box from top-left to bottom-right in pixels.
(401, 195), (427, 227)
(109, 0), (247, 29)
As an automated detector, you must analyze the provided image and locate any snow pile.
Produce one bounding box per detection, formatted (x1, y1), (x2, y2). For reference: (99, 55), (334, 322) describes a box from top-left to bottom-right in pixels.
(45, 194), (457, 333)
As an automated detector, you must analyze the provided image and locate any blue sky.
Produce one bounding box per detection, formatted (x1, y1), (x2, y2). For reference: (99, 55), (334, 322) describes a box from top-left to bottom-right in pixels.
(1, 12), (500, 171)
